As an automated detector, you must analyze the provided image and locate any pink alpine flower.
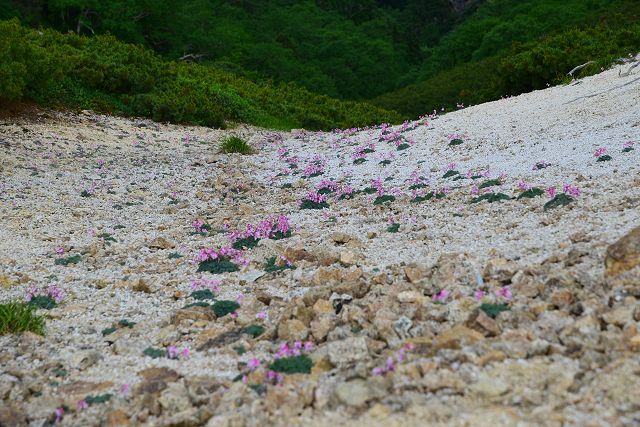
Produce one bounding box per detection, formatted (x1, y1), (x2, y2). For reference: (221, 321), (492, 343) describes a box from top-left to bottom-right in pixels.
(76, 399), (88, 411)
(474, 290), (485, 302)
(594, 147), (607, 158)
(562, 183), (581, 197)
(247, 358), (261, 371)
(546, 187), (557, 199)
(518, 180), (532, 191)
(120, 383), (130, 396)
(496, 286), (512, 301)
(167, 345), (178, 359)
(55, 408), (64, 424)
(55, 246), (65, 257)
(432, 289), (450, 303)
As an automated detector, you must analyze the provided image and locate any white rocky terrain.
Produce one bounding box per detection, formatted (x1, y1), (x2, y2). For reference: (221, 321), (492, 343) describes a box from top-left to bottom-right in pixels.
(1, 63), (639, 427)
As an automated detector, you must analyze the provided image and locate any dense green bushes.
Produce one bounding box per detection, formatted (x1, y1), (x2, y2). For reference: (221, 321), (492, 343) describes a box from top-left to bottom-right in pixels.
(0, 19), (399, 129)
(373, 19), (640, 117)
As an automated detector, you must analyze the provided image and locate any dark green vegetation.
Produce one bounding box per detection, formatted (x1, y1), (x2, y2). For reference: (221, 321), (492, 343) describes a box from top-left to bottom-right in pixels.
(220, 137), (253, 155)
(27, 296), (57, 310)
(197, 258), (240, 274)
(471, 192), (513, 204)
(244, 324), (266, 338)
(544, 194), (575, 210)
(269, 355), (313, 374)
(143, 347), (166, 359)
(479, 303), (510, 319)
(2, 0), (639, 124)
(85, 394), (112, 405)
(0, 19), (397, 130)
(212, 300), (240, 317)
(0, 302), (46, 335)
(54, 254), (81, 266)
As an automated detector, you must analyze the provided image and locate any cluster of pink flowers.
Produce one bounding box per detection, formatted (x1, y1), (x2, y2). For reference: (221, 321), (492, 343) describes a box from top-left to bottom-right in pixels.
(372, 177), (386, 196)
(25, 283), (64, 303)
(336, 184), (355, 198)
(442, 162), (457, 172)
(277, 146), (289, 159)
(303, 161), (325, 177)
(432, 289), (450, 303)
(189, 277), (222, 292)
(316, 179), (338, 192)
(167, 345), (190, 360)
(623, 141), (635, 149)
(54, 246), (65, 257)
(196, 246), (247, 266)
(594, 147), (607, 158)
(372, 343), (415, 376)
(408, 170), (428, 186)
(192, 218), (208, 233)
(301, 191), (327, 204)
(518, 180), (532, 191)
(229, 215), (291, 242)
(274, 341), (314, 359)
(447, 133), (464, 141)
(562, 183), (581, 197)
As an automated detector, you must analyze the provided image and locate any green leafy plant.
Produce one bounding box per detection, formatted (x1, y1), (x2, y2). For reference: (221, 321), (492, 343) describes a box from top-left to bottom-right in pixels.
(232, 236), (260, 250)
(442, 170), (459, 179)
(268, 355), (313, 374)
(0, 302), (45, 335)
(143, 347), (166, 359)
(27, 295), (57, 310)
(517, 188), (545, 199)
(448, 138), (464, 146)
(387, 223), (400, 233)
(189, 289), (216, 300)
(212, 300), (240, 317)
(479, 303), (510, 319)
(264, 256), (295, 273)
(478, 179), (502, 189)
(197, 259), (240, 274)
(168, 252), (183, 259)
(220, 137), (253, 154)
(596, 154), (612, 162)
(244, 324), (265, 338)
(373, 195), (396, 205)
(85, 393), (112, 404)
(101, 327), (116, 336)
(353, 158), (366, 165)
(471, 192), (513, 203)
(299, 200), (329, 210)
(54, 254), (81, 266)
(544, 193), (575, 210)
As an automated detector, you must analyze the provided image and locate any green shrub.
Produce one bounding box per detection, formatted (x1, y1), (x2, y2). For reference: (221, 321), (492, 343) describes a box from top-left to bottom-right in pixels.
(27, 296), (57, 310)
(212, 300), (240, 317)
(197, 258), (240, 274)
(268, 355), (313, 374)
(0, 19), (399, 130)
(0, 302), (45, 335)
(479, 303), (510, 319)
(244, 324), (265, 338)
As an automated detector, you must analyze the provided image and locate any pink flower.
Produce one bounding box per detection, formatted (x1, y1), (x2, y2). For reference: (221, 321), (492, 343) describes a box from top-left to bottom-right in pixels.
(55, 407), (64, 423)
(230, 312), (238, 319)
(562, 183), (581, 197)
(594, 147), (607, 157)
(546, 187), (557, 199)
(247, 358), (261, 371)
(76, 399), (88, 411)
(372, 367), (385, 376)
(496, 286), (512, 301)
(55, 246), (65, 257)
(180, 347), (190, 360)
(471, 185), (480, 196)
(474, 290), (485, 302)
(303, 341), (314, 352)
(432, 289), (450, 303)
(518, 180), (532, 191)
(120, 383), (130, 396)
(256, 311), (267, 320)
(385, 357), (396, 372)
(167, 345), (178, 359)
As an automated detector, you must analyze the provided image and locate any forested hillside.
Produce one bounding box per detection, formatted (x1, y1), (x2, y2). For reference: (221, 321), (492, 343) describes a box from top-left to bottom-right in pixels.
(2, 0), (640, 122)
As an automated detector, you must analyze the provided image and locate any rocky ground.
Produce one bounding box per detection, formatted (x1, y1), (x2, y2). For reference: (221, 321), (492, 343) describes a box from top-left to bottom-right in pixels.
(1, 63), (640, 427)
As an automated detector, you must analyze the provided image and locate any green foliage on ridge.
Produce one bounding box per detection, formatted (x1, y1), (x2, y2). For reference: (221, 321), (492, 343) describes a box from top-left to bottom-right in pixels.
(0, 19), (399, 130)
